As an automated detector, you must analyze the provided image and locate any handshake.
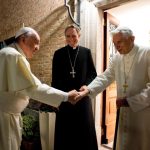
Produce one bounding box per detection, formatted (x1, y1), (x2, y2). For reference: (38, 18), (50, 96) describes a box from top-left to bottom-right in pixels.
(67, 85), (90, 105)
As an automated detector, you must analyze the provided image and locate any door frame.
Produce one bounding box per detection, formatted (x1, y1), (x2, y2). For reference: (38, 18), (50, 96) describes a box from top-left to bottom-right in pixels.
(101, 12), (119, 144)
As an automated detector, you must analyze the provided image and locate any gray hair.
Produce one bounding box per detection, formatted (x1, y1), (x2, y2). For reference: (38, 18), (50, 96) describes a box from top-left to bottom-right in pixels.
(111, 26), (134, 38)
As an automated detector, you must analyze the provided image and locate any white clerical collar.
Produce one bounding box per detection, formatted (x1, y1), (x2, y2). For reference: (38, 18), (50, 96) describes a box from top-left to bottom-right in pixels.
(72, 46), (78, 50)
(14, 43), (26, 58)
(124, 44), (138, 57)
(68, 45), (79, 50)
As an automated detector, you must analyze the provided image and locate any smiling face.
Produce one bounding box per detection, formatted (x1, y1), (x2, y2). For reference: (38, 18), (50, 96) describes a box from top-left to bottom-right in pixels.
(65, 27), (80, 48)
(113, 32), (135, 54)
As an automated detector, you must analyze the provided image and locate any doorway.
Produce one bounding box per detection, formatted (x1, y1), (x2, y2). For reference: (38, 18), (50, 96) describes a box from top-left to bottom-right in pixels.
(99, 0), (150, 148)
(101, 12), (119, 145)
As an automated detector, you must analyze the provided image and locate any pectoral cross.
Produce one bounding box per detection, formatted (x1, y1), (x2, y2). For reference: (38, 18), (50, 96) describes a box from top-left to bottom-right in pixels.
(70, 67), (76, 78)
(123, 82), (128, 93)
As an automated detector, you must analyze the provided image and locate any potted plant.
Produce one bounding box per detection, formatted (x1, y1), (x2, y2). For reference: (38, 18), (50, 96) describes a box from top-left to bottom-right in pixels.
(21, 99), (56, 150)
(21, 113), (41, 150)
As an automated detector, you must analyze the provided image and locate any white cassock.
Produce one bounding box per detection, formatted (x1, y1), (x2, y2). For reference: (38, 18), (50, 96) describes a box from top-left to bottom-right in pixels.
(88, 44), (150, 150)
(0, 43), (68, 150)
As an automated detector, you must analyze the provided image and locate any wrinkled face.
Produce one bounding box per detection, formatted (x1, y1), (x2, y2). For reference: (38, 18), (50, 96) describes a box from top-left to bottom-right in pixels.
(113, 32), (135, 54)
(23, 34), (40, 58)
(65, 27), (80, 48)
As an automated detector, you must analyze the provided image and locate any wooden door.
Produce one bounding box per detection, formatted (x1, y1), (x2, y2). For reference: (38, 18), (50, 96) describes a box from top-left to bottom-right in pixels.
(101, 12), (119, 144)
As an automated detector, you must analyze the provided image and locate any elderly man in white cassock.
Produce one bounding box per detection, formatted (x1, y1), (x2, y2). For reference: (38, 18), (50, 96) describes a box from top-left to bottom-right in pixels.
(77, 26), (150, 150)
(0, 27), (78, 150)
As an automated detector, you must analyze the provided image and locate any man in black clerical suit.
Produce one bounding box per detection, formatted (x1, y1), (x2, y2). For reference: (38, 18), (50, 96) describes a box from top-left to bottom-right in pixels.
(52, 24), (98, 150)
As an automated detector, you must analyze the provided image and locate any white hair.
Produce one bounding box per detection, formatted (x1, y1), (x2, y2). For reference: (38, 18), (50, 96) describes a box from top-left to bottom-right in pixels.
(111, 26), (134, 38)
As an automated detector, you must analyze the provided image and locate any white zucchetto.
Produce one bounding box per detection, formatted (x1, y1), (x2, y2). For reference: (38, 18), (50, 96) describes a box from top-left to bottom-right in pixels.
(15, 27), (36, 39)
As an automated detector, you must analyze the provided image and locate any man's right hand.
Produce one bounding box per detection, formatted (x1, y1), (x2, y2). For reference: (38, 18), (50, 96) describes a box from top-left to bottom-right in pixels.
(68, 90), (79, 105)
(116, 97), (129, 109)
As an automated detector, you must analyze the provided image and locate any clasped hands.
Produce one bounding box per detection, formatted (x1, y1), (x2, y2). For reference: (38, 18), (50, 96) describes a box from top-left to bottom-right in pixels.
(68, 85), (89, 105)
(68, 86), (130, 107)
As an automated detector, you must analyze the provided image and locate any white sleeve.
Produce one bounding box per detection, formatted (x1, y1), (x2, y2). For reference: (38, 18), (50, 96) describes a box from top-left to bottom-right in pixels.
(88, 58), (115, 98)
(127, 84), (150, 112)
(22, 83), (68, 107)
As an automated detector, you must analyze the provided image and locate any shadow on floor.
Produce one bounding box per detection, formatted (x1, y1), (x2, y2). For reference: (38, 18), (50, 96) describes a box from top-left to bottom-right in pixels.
(101, 141), (113, 150)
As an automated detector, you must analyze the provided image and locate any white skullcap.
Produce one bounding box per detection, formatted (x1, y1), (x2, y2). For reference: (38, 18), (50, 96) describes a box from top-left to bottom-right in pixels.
(15, 27), (37, 38)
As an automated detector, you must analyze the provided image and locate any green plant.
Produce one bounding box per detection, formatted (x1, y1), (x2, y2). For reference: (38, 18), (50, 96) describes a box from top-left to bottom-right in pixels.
(22, 114), (40, 141)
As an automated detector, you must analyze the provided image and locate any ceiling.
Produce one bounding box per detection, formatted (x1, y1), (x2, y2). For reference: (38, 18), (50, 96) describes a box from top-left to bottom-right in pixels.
(92, 0), (137, 10)
(106, 0), (150, 46)
(107, 0), (150, 15)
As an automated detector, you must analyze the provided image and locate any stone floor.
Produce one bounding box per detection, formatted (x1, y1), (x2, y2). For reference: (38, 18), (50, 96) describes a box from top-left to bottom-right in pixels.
(100, 141), (113, 150)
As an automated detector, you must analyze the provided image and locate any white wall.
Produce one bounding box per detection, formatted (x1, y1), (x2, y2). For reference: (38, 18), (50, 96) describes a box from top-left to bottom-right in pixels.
(80, 0), (103, 149)
(107, 0), (150, 47)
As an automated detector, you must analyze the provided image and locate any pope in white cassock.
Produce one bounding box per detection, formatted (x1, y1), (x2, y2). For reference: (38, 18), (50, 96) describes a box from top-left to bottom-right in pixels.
(0, 27), (78, 150)
(78, 26), (150, 150)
